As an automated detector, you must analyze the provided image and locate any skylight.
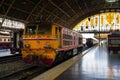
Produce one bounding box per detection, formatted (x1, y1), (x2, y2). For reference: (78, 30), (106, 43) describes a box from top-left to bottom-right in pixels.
(106, 0), (119, 2)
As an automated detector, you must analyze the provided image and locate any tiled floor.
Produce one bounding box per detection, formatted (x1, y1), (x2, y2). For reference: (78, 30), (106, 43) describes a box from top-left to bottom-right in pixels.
(55, 45), (120, 80)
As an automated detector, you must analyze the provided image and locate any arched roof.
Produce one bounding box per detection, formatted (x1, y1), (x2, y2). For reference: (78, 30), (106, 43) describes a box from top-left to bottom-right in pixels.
(0, 0), (120, 29)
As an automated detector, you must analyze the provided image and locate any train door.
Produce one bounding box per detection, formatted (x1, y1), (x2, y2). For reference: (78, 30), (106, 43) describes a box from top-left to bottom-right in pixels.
(59, 27), (62, 48)
(55, 26), (61, 48)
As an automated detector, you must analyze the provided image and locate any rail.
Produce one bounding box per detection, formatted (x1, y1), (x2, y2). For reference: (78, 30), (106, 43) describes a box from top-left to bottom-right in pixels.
(0, 54), (22, 64)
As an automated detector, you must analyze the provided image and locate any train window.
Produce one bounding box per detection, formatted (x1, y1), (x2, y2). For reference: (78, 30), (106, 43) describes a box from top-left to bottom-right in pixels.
(110, 40), (120, 44)
(0, 39), (2, 42)
(78, 37), (82, 44)
(26, 26), (37, 35)
(55, 27), (59, 38)
(4, 39), (6, 42)
(63, 40), (72, 46)
(8, 39), (10, 41)
(63, 34), (72, 39)
(55, 27), (58, 35)
(38, 22), (52, 35)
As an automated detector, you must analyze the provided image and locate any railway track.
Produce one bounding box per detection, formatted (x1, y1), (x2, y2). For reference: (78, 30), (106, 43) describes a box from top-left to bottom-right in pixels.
(0, 54), (22, 64)
(0, 64), (50, 80)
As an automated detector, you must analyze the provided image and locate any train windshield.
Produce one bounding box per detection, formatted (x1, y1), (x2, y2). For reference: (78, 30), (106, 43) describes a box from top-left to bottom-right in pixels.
(38, 22), (52, 35)
(25, 25), (37, 35)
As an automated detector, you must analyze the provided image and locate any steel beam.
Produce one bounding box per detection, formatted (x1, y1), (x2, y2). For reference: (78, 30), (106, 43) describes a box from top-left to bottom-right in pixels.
(26, 0), (42, 21)
(48, 0), (71, 18)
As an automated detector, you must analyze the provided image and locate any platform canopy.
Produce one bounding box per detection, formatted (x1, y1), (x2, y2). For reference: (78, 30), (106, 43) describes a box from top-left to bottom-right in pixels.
(0, 0), (120, 29)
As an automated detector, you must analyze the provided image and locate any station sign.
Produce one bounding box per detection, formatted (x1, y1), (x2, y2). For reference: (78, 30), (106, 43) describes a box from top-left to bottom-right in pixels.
(0, 18), (24, 29)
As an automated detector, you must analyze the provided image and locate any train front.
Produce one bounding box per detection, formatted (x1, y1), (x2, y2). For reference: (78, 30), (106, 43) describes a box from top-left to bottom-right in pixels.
(22, 22), (57, 66)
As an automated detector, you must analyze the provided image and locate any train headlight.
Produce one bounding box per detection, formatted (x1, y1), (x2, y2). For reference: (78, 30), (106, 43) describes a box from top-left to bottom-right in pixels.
(24, 44), (30, 48)
(44, 43), (51, 49)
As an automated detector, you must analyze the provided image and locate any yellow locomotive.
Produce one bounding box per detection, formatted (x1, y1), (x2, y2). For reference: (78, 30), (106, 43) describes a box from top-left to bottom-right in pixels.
(22, 21), (83, 66)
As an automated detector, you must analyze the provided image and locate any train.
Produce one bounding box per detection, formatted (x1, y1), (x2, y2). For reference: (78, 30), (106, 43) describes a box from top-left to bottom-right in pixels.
(0, 35), (11, 49)
(0, 30), (23, 52)
(86, 38), (98, 48)
(21, 21), (84, 66)
(107, 32), (120, 53)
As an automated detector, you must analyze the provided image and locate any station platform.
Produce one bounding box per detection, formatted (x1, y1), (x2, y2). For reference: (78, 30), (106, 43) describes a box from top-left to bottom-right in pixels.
(32, 45), (120, 80)
(0, 49), (19, 57)
(0, 49), (12, 57)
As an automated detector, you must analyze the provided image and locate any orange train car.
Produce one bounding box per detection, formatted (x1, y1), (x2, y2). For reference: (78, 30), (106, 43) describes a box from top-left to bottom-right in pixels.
(22, 21), (83, 66)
